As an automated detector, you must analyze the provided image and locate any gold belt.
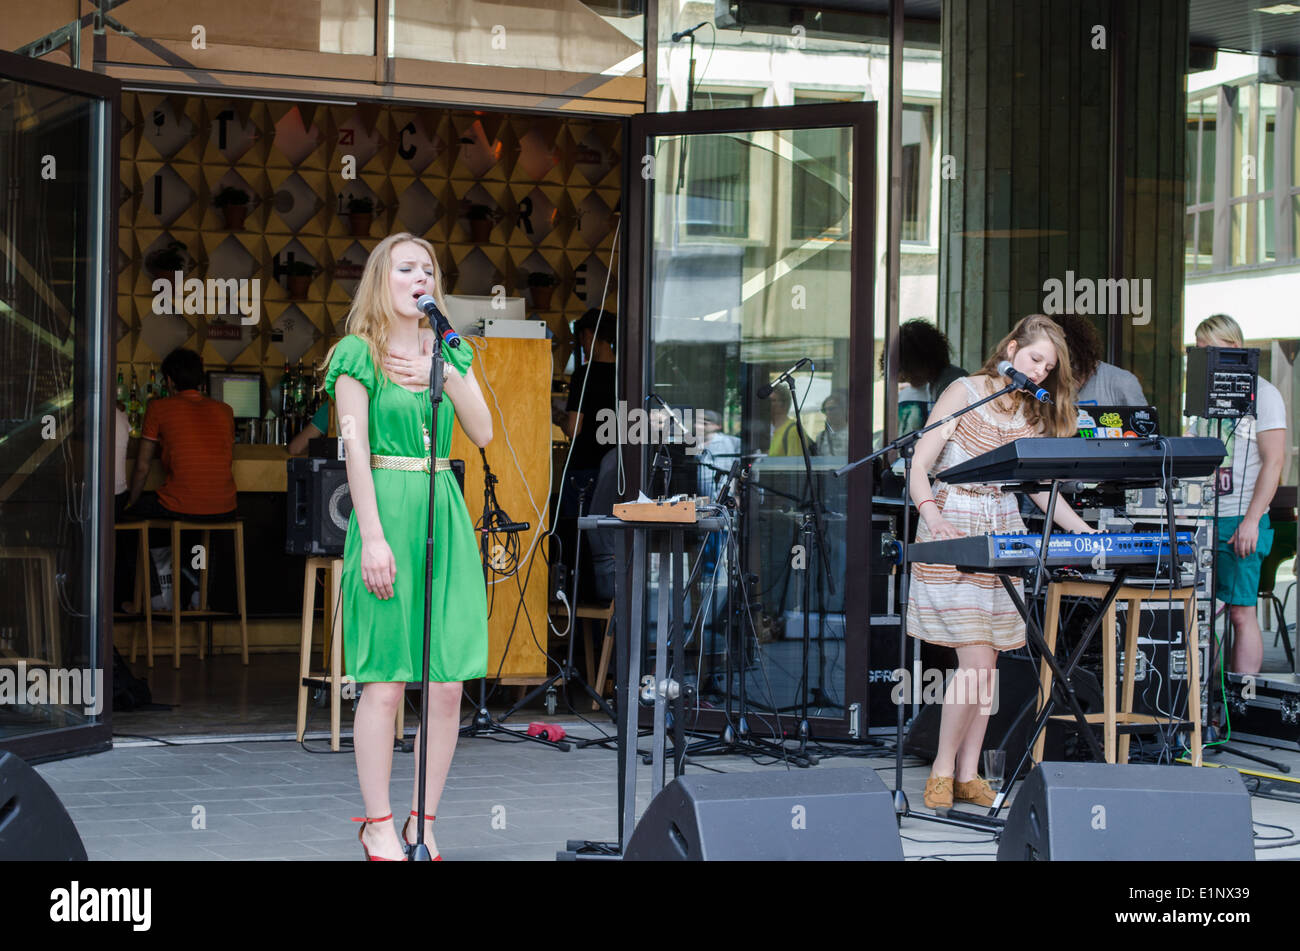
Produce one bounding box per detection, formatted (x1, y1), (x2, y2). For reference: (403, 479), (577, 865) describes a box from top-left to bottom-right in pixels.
(370, 455), (452, 474)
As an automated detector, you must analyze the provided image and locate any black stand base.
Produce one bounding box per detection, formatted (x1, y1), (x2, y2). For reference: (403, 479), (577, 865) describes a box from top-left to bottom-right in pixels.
(459, 696), (572, 752)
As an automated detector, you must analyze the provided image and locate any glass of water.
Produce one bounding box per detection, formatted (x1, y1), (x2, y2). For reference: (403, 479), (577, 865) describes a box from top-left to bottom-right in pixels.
(982, 749), (1007, 790)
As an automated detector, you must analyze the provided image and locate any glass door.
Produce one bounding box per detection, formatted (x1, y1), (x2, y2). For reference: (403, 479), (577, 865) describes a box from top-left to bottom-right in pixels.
(625, 102), (876, 740)
(0, 51), (118, 761)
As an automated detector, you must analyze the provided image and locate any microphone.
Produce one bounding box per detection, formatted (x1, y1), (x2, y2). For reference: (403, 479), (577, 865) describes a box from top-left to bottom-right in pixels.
(646, 392), (695, 442)
(758, 358), (810, 399)
(672, 21), (707, 41)
(997, 360), (1050, 403)
(415, 294), (461, 349)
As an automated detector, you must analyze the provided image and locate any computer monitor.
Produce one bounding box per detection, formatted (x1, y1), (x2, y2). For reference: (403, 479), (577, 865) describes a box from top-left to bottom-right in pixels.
(209, 371), (263, 419)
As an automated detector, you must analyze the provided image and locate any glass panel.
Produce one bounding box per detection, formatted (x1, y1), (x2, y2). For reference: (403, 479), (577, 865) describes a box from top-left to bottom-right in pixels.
(0, 79), (107, 743)
(1199, 106), (1217, 204)
(1197, 209), (1213, 271)
(791, 98), (854, 241)
(1260, 84), (1277, 193)
(1233, 84), (1255, 198)
(684, 94), (754, 237)
(647, 124), (854, 718)
(1229, 202), (1247, 265)
(900, 104), (934, 241)
(1184, 213), (1198, 270)
(1294, 194), (1300, 263)
(320, 0), (377, 55)
(1260, 197), (1276, 263)
(1186, 96), (1217, 207)
(393, 0), (644, 76)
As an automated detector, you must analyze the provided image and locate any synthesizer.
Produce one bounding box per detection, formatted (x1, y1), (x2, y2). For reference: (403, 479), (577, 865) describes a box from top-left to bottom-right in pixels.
(935, 437), (1224, 485)
(907, 531), (1195, 570)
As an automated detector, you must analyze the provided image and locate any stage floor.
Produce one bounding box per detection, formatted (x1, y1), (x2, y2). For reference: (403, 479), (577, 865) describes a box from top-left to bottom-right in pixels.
(32, 726), (1300, 861)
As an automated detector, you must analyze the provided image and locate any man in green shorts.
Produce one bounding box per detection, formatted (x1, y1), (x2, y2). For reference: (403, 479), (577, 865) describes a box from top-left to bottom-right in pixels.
(1194, 315), (1287, 674)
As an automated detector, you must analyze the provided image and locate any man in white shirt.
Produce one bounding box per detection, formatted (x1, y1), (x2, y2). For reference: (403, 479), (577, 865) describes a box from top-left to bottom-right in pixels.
(1193, 315), (1287, 674)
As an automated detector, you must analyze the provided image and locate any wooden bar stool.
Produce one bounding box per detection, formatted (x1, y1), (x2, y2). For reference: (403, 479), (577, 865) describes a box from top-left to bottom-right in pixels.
(145, 519), (249, 669)
(0, 547), (62, 666)
(296, 556), (402, 751)
(115, 521), (152, 663)
(574, 602), (615, 710)
(1034, 580), (1202, 768)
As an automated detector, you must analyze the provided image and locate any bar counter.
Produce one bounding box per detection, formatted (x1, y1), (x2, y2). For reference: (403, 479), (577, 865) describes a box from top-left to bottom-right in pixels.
(129, 442), (292, 494)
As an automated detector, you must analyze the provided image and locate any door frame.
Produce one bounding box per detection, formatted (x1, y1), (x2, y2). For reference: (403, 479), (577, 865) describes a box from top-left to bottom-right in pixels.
(621, 101), (878, 740)
(0, 49), (120, 763)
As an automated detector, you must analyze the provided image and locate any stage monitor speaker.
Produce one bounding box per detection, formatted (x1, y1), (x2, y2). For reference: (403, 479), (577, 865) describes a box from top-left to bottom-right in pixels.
(0, 750), (87, 861)
(624, 768), (903, 861)
(997, 763), (1254, 861)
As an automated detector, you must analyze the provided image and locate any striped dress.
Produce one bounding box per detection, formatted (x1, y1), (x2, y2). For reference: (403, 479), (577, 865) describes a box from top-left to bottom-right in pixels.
(908, 376), (1040, 651)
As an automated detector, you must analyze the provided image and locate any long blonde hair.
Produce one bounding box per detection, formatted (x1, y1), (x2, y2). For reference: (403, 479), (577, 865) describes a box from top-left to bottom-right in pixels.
(321, 232), (451, 390)
(974, 314), (1077, 436)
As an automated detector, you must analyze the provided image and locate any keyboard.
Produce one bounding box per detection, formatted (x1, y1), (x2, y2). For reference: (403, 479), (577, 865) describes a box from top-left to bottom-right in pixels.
(907, 531), (1195, 570)
(935, 437), (1224, 485)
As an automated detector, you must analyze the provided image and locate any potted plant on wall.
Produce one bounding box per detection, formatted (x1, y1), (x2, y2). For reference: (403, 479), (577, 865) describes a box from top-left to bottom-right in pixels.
(467, 203), (494, 243)
(214, 185), (251, 230)
(527, 271), (560, 311)
(285, 260), (315, 300)
(145, 241), (189, 281)
(346, 195), (374, 236)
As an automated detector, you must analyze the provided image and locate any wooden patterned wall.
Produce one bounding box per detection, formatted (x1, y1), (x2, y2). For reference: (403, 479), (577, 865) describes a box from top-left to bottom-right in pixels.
(116, 92), (623, 383)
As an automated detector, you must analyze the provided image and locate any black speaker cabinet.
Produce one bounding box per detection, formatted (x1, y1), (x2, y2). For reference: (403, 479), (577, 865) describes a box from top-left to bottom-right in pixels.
(286, 457), (465, 555)
(286, 457), (351, 556)
(624, 768), (903, 861)
(0, 750), (87, 861)
(997, 763), (1254, 861)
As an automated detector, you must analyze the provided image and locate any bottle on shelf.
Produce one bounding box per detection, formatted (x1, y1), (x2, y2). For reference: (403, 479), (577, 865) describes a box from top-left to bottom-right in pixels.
(115, 368), (127, 407)
(145, 365), (157, 409)
(127, 369), (142, 438)
(279, 361), (294, 419)
(293, 360), (307, 432)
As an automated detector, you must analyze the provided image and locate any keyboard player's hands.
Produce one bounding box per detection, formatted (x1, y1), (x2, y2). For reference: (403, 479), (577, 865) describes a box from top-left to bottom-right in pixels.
(923, 509), (963, 541)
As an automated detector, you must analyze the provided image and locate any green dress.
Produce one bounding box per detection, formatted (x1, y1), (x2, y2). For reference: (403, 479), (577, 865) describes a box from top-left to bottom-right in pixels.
(324, 334), (488, 683)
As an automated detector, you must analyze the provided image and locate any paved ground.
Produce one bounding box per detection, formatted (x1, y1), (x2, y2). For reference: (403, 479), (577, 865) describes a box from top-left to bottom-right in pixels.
(32, 722), (1300, 861)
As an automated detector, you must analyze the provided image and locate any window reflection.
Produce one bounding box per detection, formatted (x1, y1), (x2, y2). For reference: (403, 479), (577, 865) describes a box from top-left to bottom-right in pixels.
(0, 79), (106, 742)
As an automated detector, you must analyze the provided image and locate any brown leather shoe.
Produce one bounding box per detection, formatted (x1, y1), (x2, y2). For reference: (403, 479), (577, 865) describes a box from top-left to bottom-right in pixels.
(954, 777), (996, 807)
(923, 775), (953, 811)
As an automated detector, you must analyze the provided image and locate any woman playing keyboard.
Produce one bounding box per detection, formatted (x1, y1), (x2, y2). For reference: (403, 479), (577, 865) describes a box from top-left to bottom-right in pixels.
(908, 314), (1098, 814)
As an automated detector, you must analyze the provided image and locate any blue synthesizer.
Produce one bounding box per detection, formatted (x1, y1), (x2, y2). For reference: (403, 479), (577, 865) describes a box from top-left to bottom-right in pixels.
(908, 531), (1195, 570)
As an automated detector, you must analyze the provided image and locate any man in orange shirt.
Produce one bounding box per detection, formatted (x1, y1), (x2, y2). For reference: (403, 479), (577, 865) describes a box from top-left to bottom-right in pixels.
(125, 348), (238, 520)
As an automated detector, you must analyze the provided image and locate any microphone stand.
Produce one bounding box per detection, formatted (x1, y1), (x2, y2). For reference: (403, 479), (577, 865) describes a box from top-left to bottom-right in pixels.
(409, 341), (445, 862)
(460, 451), (571, 751)
(785, 376), (835, 764)
(836, 378), (1021, 832)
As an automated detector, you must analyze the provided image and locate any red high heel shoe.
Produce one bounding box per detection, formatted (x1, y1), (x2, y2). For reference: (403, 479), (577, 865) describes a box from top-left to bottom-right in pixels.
(402, 811), (441, 861)
(351, 813), (403, 861)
